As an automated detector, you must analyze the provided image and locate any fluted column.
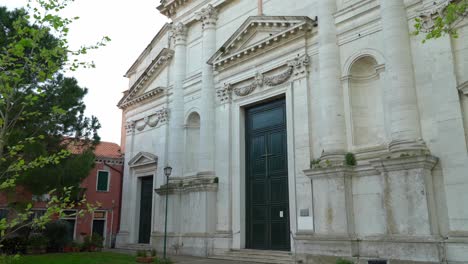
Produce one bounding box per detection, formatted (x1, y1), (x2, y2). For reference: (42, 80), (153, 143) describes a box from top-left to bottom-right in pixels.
(317, 0), (347, 158)
(196, 5), (217, 174)
(169, 23), (187, 177)
(380, 0), (423, 150)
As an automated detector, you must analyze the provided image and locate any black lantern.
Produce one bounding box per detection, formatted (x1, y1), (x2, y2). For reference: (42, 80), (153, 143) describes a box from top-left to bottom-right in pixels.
(163, 166), (172, 177)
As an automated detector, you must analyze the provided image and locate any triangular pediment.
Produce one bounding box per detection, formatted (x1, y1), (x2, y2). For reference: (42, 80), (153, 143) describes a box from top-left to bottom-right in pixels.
(118, 48), (174, 109)
(208, 16), (316, 71)
(128, 152), (158, 168)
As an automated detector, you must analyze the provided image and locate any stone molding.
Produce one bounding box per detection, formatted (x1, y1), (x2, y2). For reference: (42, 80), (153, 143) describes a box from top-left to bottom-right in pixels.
(370, 154), (438, 173)
(195, 4), (218, 29)
(95, 157), (124, 165)
(417, 0), (458, 33)
(208, 16), (316, 72)
(157, 0), (191, 18)
(128, 152), (158, 168)
(216, 55), (309, 103)
(118, 48), (174, 110)
(154, 175), (218, 195)
(119, 88), (165, 110)
(458, 80), (468, 95)
(171, 22), (188, 44)
(305, 152), (438, 178)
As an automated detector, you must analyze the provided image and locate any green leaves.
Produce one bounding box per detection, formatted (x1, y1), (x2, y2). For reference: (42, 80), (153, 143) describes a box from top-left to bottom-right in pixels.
(414, 0), (468, 43)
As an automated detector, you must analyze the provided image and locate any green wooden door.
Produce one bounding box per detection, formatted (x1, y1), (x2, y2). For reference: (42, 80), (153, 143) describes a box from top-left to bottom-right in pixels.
(246, 99), (290, 251)
(138, 176), (153, 244)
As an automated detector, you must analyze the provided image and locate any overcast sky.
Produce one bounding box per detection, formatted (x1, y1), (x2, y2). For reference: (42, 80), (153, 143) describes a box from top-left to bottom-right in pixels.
(2, 0), (168, 145)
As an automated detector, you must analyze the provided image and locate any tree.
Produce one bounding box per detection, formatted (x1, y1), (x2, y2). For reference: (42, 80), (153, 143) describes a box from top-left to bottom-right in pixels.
(0, 0), (109, 250)
(414, 0), (468, 42)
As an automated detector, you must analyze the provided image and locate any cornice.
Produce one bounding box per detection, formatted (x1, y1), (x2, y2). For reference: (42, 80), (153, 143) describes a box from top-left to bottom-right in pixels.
(154, 175), (218, 195)
(95, 157), (124, 165)
(125, 23), (171, 77)
(119, 88), (165, 110)
(459, 81), (468, 96)
(208, 16), (317, 72)
(118, 48), (174, 109)
(157, 0), (191, 18)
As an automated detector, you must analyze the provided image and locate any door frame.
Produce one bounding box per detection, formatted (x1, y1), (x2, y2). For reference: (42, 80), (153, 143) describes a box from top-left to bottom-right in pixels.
(129, 167), (157, 244)
(91, 210), (107, 245)
(231, 86), (298, 251)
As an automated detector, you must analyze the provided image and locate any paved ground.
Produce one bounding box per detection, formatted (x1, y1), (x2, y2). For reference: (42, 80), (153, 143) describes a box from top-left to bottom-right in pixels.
(105, 248), (259, 264)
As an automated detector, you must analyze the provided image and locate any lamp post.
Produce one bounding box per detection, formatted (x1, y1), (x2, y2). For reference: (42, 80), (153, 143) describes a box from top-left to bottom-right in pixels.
(162, 165), (172, 260)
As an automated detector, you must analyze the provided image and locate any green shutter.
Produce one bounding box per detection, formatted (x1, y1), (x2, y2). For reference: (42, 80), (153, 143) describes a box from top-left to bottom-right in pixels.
(97, 171), (109, 191)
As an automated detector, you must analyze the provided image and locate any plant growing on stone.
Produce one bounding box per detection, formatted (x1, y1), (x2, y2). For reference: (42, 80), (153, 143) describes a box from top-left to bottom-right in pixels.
(310, 158), (321, 169)
(336, 259), (354, 264)
(345, 152), (357, 166)
(414, 0), (467, 42)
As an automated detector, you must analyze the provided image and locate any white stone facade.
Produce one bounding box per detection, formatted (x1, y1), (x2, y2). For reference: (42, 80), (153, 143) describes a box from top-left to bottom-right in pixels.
(116, 0), (468, 263)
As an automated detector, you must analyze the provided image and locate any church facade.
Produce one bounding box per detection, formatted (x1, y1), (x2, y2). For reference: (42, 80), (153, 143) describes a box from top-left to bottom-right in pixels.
(116, 0), (468, 263)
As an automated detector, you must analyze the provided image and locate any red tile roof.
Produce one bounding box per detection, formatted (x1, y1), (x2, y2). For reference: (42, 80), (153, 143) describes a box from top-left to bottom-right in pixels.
(64, 139), (122, 159)
(94, 141), (122, 159)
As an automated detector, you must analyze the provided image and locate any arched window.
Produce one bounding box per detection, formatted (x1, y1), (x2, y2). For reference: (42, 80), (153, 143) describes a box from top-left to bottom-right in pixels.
(348, 56), (385, 147)
(184, 112), (200, 174)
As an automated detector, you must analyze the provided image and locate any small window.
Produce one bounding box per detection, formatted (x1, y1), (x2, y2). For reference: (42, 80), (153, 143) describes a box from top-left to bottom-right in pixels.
(97, 171), (110, 192)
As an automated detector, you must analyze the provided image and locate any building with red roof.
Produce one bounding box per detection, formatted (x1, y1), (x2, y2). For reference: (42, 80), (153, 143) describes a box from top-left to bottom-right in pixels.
(0, 141), (124, 248)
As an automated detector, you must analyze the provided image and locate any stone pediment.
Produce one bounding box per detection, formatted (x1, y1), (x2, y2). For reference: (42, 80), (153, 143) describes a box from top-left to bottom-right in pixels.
(118, 48), (174, 110)
(128, 152), (158, 168)
(459, 81), (468, 96)
(208, 16), (316, 71)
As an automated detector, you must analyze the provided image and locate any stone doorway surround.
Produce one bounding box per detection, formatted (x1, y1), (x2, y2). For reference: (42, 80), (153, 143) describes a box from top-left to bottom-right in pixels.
(116, 152), (158, 245)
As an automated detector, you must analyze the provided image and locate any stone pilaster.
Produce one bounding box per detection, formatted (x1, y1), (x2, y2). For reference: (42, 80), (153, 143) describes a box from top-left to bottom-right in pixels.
(196, 4), (218, 174)
(169, 22), (187, 177)
(317, 0), (347, 160)
(379, 0), (424, 152)
(116, 121), (136, 246)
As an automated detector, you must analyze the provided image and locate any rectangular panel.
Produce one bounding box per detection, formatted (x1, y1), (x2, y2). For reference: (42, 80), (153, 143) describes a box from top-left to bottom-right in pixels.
(250, 107), (284, 131)
(252, 223), (266, 248)
(270, 179), (288, 203)
(270, 223), (288, 248)
(252, 182), (266, 204)
(252, 206), (267, 221)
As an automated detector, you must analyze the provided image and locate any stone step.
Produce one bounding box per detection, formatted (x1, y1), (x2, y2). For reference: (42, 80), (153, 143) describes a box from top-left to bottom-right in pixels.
(117, 243), (154, 251)
(210, 249), (298, 264)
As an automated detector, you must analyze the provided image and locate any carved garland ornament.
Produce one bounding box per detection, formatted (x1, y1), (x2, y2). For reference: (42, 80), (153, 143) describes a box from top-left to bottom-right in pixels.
(126, 108), (169, 134)
(217, 55), (310, 102)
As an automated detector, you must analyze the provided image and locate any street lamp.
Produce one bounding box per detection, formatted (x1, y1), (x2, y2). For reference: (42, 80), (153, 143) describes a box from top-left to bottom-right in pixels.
(162, 165), (172, 260)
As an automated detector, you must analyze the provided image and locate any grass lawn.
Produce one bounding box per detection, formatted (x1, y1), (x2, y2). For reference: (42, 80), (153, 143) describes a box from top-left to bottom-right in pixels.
(21, 252), (136, 264)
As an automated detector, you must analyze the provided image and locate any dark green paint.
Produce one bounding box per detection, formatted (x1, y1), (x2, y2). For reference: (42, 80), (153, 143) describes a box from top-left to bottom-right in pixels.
(246, 99), (290, 251)
(138, 176), (153, 244)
